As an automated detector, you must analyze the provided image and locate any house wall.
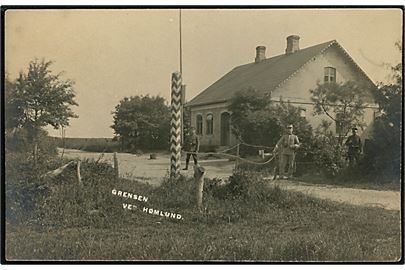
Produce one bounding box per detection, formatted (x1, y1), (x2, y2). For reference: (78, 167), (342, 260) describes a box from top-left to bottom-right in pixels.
(272, 46), (378, 134)
(189, 102), (237, 147)
(189, 46), (378, 147)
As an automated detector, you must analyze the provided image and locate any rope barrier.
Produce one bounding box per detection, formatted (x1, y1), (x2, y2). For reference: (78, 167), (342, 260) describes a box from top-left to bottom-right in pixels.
(182, 150), (277, 165)
(236, 137), (275, 150)
(239, 141), (275, 150)
(217, 144), (240, 153)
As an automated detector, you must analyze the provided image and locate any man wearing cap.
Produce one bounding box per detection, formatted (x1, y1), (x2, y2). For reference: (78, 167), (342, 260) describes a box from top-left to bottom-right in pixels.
(345, 127), (362, 167)
(273, 124), (300, 179)
(183, 127), (200, 170)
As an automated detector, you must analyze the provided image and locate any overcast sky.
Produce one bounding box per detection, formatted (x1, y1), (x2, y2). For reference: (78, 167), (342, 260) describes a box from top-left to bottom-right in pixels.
(5, 8), (402, 138)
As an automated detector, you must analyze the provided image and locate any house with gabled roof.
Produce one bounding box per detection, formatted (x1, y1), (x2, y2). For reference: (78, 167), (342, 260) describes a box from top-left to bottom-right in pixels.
(185, 35), (378, 147)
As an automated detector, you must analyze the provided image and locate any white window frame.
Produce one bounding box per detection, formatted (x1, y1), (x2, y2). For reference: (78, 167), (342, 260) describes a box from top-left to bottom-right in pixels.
(324, 67), (336, 83)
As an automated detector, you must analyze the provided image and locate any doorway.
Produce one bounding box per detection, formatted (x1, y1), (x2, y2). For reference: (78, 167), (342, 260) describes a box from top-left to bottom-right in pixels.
(220, 112), (231, 146)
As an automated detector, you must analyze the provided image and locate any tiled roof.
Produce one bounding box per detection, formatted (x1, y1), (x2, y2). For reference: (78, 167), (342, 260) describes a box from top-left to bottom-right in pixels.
(186, 40), (372, 107)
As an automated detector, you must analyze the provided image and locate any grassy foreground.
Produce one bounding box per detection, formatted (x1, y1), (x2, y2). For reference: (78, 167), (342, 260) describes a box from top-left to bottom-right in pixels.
(5, 169), (402, 262)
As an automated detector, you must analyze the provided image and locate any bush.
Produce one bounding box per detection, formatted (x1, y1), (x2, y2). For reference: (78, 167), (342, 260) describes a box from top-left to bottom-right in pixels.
(226, 170), (269, 201)
(5, 128), (58, 157)
(299, 126), (399, 184)
(5, 151), (61, 225)
(5, 128), (30, 153)
(361, 118), (401, 182)
(5, 148), (123, 228)
(150, 171), (281, 224)
(39, 159), (120, 227)
(152, 174), (196, 209)
(301, 132), (346, 178)
(203, 177), (227, 200)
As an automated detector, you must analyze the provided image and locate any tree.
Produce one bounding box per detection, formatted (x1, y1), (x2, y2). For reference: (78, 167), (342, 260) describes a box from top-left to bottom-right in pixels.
(229, 88), (312, 154)
(229, 88), (276, 146)
(7, 59), (78, 163)
(304, 126), (347, 178)
(310, 81), (371, 144)
(272, 98), (313, 145)
(111, 95), (171, 151)
(366, 42), (402, 180)
(5, 74), (24, 130)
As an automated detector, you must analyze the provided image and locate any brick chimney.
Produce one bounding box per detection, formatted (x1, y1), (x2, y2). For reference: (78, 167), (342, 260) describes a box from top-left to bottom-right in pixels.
(255, 46), (266, 63)
(285, 35), (300, 54)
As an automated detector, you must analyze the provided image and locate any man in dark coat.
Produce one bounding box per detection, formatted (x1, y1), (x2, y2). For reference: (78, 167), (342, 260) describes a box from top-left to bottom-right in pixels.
(345, 127), (362, 167)
(183, 127), (200, 170)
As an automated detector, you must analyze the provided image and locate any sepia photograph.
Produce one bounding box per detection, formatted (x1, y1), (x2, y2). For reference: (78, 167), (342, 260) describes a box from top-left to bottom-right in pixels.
(2, 6), (403, 262)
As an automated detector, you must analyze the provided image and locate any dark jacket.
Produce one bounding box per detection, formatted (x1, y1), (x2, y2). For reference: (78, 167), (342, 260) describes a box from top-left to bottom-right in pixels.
(184, 133), (200, 152)
(345, 134), (362, 153)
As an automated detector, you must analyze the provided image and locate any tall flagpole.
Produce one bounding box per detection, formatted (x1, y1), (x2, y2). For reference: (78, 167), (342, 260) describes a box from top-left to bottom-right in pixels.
(179, 9), (184, 145)
(170, 9), (184, 178)
(179, 9), (183, 75)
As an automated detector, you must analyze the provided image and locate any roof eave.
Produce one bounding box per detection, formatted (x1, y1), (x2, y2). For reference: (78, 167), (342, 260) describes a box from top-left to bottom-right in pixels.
(184, 99), (228, 108)
(333, 42), (377, 89)
(272, 40), (377, 92)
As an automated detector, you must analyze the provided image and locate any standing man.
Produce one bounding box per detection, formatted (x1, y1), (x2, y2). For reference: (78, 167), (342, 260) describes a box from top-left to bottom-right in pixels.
(273, 124), (300, 179)
(183, 127), (200, 170)
(345, 127), (362, 167)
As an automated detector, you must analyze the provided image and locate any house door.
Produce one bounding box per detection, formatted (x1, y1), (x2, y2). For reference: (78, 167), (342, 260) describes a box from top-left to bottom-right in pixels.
(220, 112), (231, 146)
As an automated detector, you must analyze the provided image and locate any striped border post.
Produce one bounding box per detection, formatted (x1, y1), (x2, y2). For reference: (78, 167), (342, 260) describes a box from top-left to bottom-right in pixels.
(170, 72), (182, 178)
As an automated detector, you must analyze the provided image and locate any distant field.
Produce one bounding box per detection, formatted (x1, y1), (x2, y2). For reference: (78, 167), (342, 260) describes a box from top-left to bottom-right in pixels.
(49, 136), (121, 153)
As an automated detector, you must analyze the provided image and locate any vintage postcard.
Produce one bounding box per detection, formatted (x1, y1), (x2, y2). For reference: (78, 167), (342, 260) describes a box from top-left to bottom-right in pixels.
(2, 7), (403, 262)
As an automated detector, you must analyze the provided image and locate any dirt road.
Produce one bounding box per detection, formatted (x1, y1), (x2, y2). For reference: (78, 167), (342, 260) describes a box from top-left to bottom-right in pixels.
(267, 179), (401, 211)
(60, 149), (400, 211)
(60, 149), (234, 186)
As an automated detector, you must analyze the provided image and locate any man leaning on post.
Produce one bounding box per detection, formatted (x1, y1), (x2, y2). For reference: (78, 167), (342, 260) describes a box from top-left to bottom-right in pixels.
(273, 124), (300, 179)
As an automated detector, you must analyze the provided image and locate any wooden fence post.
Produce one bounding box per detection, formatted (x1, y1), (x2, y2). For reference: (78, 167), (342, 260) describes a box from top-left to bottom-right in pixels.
(77, 160), (82, 186)
(113, 152), (119, 179)
(194, 165), (206, 212)
(170, 72), (182, 178)
(260, 149), (265, 159)
(235, 143), (240, 169)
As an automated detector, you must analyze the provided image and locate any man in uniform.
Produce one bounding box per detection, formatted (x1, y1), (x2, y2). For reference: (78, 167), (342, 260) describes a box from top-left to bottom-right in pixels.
(183, 127), (200, 170)
(345, 127), (362, 167)
(273, 124), (300, 179)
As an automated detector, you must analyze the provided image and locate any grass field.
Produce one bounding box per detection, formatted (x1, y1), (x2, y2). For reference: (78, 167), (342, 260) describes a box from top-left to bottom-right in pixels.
(5, 171), (402, 262)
